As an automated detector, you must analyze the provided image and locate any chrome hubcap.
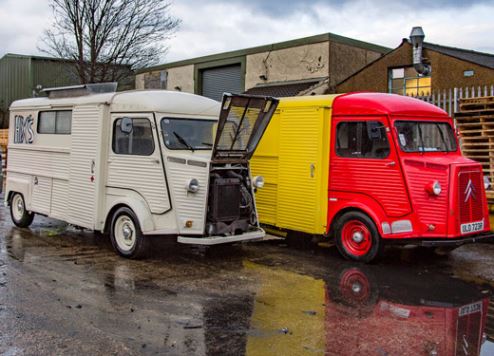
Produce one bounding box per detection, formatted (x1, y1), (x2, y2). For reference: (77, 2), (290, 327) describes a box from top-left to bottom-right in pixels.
(114, 216), (136, 252)
(12, 195), (25, 221)
(122, 224), (133, 240)
(352, 231), (364, 243)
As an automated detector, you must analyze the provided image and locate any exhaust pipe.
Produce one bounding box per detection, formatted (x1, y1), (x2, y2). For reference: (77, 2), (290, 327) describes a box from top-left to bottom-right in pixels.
(410, 26), (431, 76)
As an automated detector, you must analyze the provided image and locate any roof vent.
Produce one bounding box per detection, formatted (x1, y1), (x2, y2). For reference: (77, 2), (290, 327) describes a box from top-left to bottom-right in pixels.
(409, 26), (431, 76)
(42, 82), (118, 99)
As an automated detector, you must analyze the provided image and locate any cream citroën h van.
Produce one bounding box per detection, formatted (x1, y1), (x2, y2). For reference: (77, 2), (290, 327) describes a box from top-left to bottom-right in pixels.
(6, 84), (278, 258)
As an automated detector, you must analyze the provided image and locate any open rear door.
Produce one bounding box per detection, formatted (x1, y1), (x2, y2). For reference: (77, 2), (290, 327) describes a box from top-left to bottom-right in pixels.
(212, 94), (279, 162)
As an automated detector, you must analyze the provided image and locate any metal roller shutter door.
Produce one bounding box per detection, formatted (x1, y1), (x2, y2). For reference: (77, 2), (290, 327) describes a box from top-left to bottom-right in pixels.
(201, 64), (242, 101)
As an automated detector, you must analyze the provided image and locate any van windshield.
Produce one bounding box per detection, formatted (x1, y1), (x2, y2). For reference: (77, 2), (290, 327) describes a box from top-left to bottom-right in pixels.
(161, 118), (216, 150)
(395, 121), (457, 152)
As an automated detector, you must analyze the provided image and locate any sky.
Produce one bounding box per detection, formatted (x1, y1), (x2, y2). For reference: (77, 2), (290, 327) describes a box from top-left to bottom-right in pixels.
(1, 0), (494, 65)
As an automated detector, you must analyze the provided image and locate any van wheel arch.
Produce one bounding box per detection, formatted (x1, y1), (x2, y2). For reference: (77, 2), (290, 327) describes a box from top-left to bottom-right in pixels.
(330, 207), (377, 237)
(331, 208), (384, 263)
(103, 204), (131, 235)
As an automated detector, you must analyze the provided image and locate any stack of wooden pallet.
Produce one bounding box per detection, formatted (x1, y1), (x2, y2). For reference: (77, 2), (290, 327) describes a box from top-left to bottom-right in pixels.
(456, 96), (494, 201)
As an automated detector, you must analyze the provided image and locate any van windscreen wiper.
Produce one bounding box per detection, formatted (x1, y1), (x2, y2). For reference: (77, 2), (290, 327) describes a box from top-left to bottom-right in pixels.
(173, 131), (194, 152)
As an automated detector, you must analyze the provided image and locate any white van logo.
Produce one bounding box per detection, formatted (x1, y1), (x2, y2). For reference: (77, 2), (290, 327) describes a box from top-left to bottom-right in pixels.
(14, 115), (34, 144)
(464, 179), (476, 203)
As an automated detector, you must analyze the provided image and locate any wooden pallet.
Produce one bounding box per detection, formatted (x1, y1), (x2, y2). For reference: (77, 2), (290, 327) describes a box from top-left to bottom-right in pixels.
(459, 96), (494, 112)
(456, 97), (494, 202)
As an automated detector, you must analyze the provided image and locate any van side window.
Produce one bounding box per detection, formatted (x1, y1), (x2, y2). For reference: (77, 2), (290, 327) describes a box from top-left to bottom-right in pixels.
(112, 118), (154, 156)
(38, 111), (72, 134)
(336, 121), (390, 159)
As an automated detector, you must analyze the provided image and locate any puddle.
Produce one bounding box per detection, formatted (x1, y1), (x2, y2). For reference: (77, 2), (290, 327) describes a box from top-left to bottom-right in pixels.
(0, 213), (493, 354)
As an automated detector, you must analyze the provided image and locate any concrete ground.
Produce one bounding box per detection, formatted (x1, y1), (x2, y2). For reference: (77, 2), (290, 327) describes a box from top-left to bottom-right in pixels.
(1, 206), (494, 355)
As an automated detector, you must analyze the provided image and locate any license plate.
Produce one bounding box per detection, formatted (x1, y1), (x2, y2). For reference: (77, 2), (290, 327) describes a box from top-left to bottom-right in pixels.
(460, 220), (484, 235)
(458, 301), (482, 316)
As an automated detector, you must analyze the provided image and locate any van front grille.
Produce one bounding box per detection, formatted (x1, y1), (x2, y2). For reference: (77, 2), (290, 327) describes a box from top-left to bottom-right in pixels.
(458, 169), (484, 224)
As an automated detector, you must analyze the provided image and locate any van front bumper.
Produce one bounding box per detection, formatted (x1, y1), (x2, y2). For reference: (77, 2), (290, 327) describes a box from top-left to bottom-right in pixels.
(177, 228), (264, 245)
(396, 232), (494, 247)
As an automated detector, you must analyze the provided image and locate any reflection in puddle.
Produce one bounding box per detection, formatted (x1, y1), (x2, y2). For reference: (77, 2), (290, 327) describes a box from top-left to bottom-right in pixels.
(1, 222), (493, 355)
(245, 260), (492, 356)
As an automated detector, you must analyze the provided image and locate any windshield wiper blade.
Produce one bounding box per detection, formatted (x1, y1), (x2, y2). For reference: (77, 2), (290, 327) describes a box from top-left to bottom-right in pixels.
(173, 131), (194, 152)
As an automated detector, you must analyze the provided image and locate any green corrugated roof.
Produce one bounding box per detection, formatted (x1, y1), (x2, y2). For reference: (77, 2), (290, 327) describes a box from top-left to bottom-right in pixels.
(138, 32), (391, 73)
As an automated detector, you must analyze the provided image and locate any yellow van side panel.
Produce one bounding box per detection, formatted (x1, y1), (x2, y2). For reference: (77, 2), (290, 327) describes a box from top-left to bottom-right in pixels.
(252, 95), (339, 235)
(250, 111), (280, 225)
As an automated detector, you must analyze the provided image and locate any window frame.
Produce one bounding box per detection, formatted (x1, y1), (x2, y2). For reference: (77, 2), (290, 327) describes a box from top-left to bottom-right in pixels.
(394, 120), (458, 153)
(335, 120), (391, 159)
(37, 110), (73, 135)
(388, 65), (431, 96)
(160, 117), (217, 151)
(112, 117), (155, 156)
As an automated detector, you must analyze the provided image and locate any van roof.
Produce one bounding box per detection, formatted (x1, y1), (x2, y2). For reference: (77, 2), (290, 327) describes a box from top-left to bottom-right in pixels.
(10, 90), (221, 117)
(332, 92), (449, 117)
(276, 92), (449, 117)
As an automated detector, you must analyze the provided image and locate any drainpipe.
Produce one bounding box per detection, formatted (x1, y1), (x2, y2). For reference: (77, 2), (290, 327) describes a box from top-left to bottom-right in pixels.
(409, 26), (431, 76)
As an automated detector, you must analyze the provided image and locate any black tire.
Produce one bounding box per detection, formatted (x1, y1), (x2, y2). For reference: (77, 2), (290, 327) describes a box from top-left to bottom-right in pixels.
(109, 207), (149, 259)
(10, 193), (34, 228)
(334, 211), (383, 263)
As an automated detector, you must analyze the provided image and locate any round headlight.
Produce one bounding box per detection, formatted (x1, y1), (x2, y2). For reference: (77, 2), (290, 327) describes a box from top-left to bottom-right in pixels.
(253, 176), (265, 189)
(426, 180), (441, 196)
(186, 178), (200, 193)
(432, 181), (441, 196)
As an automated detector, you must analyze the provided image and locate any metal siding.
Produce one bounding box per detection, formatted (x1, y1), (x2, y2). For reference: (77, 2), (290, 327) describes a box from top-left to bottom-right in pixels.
(31, 176), (52, 215)
(0, 56), (30, 114)
(107, 155), (171, 214)
(67, 105), (101, 228)
(201, 65), (242, 101)
(31, 59), (79, 89)
(276, 107), (327, 233)
(165, 158), (209, 234)
(51, 179), (69, 220)
(250, 112), (280, 225)
(7, 148), (70, 179)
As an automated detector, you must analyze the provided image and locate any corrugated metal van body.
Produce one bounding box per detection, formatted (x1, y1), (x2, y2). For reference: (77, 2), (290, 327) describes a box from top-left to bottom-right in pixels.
(252, 96), (339, 235)
(67, 105), (103, 228)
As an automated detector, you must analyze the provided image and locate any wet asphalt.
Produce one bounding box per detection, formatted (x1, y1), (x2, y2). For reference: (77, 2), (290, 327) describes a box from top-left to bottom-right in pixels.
(1, 205), (494, 356)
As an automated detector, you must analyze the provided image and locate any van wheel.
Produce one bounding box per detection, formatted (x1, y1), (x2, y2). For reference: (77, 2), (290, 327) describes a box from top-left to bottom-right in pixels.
(335, 211), (383, 263)
(10, 193), (34, 228)
(110, 207), (148, 259)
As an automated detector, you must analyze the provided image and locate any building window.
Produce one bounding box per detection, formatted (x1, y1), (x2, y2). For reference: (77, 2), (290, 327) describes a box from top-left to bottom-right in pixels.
(38, 110), (72, 134)
(336, 121), (390, 159)
(389, 66), (431, 96)
(112, 118), (155, 156)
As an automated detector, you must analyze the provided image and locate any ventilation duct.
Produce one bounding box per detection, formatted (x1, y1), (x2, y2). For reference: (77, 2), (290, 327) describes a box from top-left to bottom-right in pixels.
(409, 26), (431, 76)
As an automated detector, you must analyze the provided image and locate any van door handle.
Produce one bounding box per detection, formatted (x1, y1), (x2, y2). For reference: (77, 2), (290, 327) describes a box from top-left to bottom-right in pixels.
(385, 161), (396, 167)
(310, 163), (315, 178)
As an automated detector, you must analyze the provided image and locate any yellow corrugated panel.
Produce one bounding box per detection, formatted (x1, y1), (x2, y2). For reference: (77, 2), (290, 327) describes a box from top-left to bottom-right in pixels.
(251, 110), (280, 225)
(252, 95), (340, 234)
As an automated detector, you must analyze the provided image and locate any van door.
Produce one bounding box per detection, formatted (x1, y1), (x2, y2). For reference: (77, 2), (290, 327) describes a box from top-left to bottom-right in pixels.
(107, 114), (171, 214)
(329, 117), (411, 217)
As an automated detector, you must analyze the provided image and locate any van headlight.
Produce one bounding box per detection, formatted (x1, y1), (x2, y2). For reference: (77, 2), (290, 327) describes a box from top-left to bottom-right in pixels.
(426, 180), (441, 196)
(253, 176), (265, 188)
(186, 178), (200, 193)
(484, 176), (491, 190)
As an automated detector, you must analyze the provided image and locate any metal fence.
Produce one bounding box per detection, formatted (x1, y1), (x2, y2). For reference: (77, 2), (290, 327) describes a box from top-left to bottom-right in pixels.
(407, 85), (494, 116)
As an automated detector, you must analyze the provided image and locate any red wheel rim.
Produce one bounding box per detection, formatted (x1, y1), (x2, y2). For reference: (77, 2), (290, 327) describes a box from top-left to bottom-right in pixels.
(339, 268), (371, 304)
(341, 220), (372, 257)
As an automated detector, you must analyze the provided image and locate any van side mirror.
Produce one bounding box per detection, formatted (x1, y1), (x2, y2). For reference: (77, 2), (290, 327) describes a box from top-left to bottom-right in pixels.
(367, 122), (383, 140)
(120, 117), (133, 134)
